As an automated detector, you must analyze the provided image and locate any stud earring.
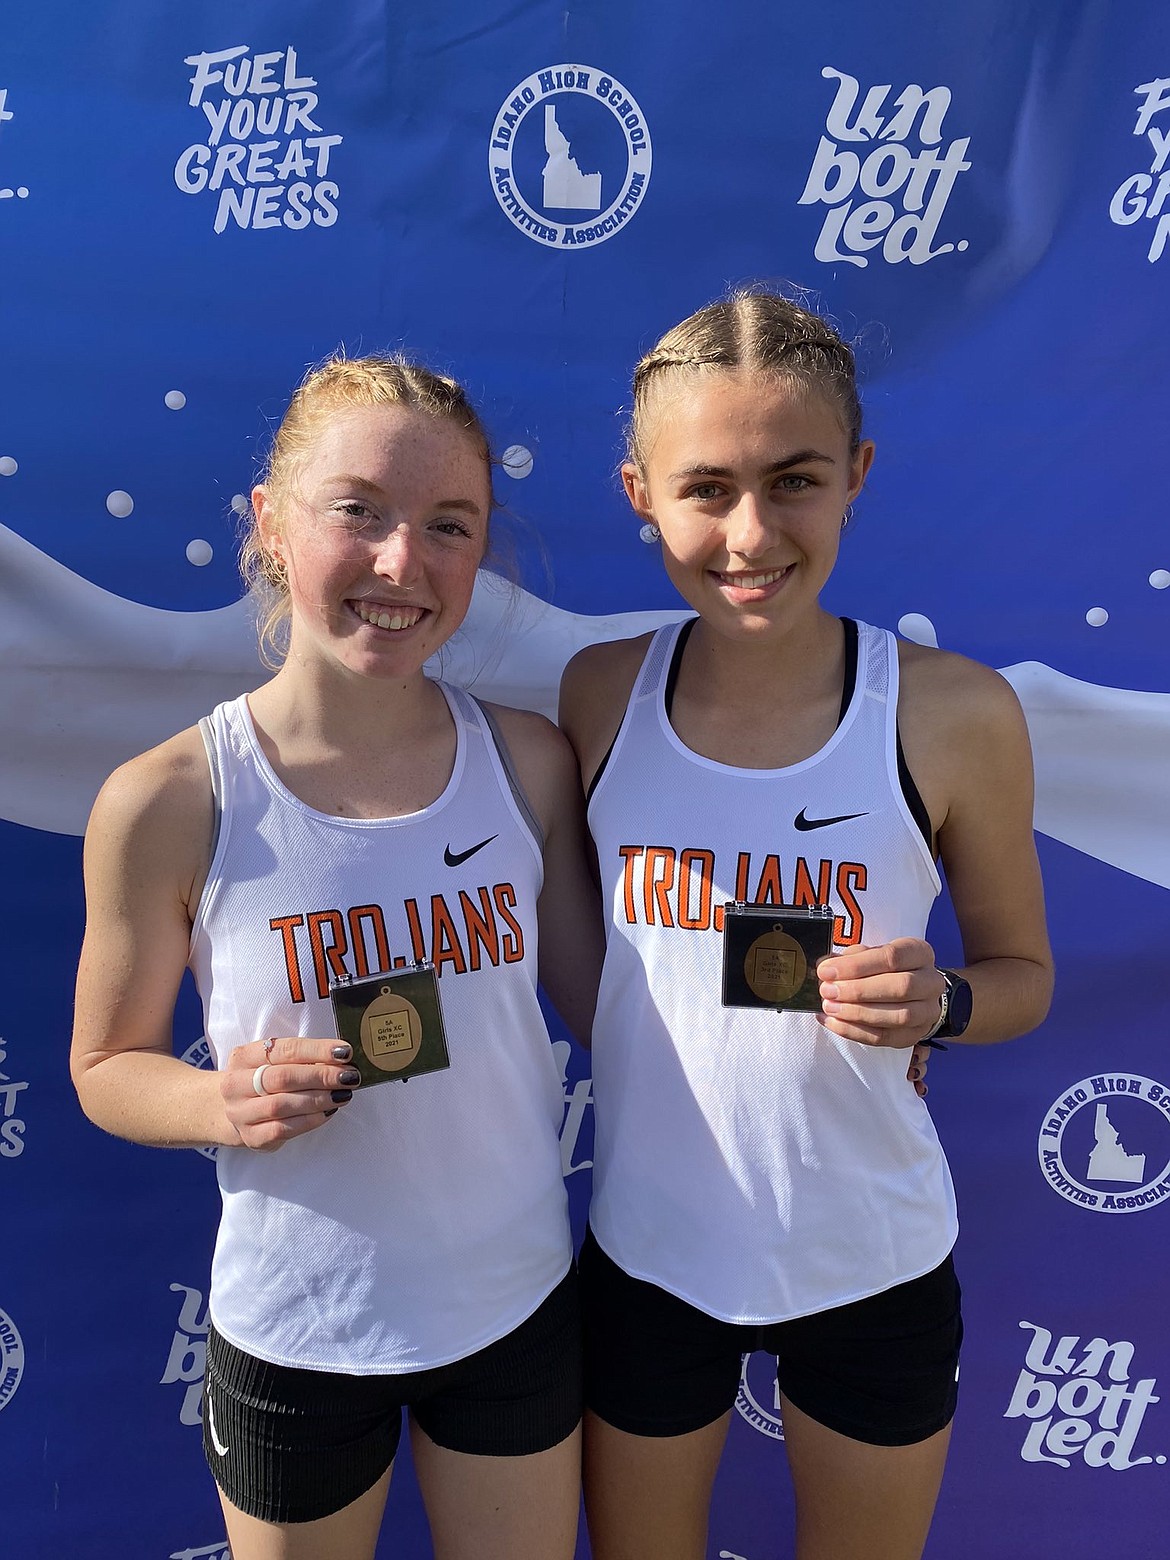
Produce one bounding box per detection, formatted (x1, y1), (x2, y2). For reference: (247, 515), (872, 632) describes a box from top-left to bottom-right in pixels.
(639, 523), (661, 544)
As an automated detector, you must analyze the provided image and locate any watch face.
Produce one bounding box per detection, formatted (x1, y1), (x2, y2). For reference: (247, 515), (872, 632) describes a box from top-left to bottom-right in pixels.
(943, 972), (973, 1036)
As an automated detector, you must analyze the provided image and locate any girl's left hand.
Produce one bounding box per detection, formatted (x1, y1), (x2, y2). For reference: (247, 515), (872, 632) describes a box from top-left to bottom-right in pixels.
(817, 939), (945, 1049)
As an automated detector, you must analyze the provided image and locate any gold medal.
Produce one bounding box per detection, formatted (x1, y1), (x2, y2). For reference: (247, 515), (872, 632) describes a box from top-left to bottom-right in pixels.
(359, 984), (424, 1072)
(744, 926), (807, 1004)
(721, 902), (833, 1011)
(331, 963), (450, 1086)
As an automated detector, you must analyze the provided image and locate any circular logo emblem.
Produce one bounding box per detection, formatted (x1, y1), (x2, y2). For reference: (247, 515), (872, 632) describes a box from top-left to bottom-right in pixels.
(180, 1037), (219, 1162)
(488, 64), (652, 249)
(734, 1352), (785, 1441)
(1038, 1074), (1170, 1213)
(0, 1306), (26, 1414)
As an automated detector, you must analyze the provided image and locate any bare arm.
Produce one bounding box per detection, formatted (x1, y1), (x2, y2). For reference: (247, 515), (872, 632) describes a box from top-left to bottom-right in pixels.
(558, 635), (651, 793)
(818, 648), (1054, 1048)
(71, 730), (359, 1149)
(925, 656), (1053, 1042)
(487, 704), (606, 1046)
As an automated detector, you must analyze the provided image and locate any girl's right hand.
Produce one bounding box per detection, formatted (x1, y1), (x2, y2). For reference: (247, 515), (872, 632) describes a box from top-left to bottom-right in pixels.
(220, 1037), (361, 1151)
(907, 1041), (931, 1098)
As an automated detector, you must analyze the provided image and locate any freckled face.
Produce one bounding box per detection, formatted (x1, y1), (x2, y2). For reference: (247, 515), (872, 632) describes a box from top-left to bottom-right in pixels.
(255, 404), (491, 680)
(624, 371), (873, 635)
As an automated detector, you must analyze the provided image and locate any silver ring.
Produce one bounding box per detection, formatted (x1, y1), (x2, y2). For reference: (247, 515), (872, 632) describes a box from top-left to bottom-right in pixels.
(252, 1064), (272, 1097)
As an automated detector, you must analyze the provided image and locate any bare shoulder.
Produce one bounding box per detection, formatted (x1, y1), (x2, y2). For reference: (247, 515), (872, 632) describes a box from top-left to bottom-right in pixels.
(90, 724), (211, 831)
(479, 702), (580, 823)
(559, 632), (655, 784)
(561, 633), (654, 712)
(897, 639), (1027, 739)
(86, 725), (214, 911)
(896, 640), (1032, 831)
(482, 701), (569, 766)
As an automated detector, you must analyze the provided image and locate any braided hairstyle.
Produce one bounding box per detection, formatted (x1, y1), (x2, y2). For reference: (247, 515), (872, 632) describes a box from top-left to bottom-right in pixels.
(627, 290), (863, 472)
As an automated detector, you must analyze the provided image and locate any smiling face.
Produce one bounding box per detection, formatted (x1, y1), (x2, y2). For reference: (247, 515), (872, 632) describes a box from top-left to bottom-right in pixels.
(254, 403), (491, 682)
(624, 369), (873, 639)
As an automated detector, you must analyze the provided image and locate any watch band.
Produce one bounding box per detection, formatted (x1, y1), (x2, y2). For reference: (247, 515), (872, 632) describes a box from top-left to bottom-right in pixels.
(924, 966), (973, 1042)
(921, 980), (949, 1045)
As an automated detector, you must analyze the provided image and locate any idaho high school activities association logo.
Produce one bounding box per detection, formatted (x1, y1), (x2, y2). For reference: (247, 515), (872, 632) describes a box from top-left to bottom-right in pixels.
(1038, 1073), (1170, 1213)
(735, 1352), (785, 1441)
(488, 65), (652, 248)
(180, 1037), (219, 1162)
(0, 1305), (25, 1413)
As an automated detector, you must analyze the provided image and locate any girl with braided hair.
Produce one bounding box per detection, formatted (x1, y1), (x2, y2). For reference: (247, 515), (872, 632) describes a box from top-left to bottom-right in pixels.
(560, 291), (1053, 1560)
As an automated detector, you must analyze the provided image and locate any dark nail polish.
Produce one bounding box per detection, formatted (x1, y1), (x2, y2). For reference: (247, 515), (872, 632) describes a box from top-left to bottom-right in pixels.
(324, 1108), (339, 1118)
(330, 1088), (353, 1104)
(331, 1044), (352, 1061)
(338, 1068), (360, 1086)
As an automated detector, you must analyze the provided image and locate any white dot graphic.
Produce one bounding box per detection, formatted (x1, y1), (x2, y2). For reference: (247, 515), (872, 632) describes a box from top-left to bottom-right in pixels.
(956, 240), (969, 252)
(897, 612), (939, 648)
(164, 390), (187, 411)
(231, 493), (250, 516)
(1086, 606), (1108, 627)
(0, 456), (17, 477)
(1149, 570), (1170, 590)
(1157, 1455), (1167, 1465)
(501, 444), (534, 480)
(106, 490), (134, 518)
(186, 538), (213, 566)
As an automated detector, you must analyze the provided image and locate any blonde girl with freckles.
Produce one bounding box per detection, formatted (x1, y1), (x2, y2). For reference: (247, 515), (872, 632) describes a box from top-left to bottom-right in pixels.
(71, 355), (602, 1560)
(560, 292), (1053, 1560)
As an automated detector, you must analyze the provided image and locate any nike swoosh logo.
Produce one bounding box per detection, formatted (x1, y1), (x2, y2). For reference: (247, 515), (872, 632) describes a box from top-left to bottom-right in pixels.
(794, 809), (869, 831)
(444, 834), (498, 867)
(207, 1394), (229, 1457)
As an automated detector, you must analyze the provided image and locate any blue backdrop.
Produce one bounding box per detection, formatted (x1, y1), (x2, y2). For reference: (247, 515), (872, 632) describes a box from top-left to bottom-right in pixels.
(2, 3), (1169, 1555)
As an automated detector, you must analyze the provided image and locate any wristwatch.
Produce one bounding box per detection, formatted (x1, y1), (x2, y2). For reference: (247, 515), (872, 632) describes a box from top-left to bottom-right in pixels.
(923, 967), (973, 1041)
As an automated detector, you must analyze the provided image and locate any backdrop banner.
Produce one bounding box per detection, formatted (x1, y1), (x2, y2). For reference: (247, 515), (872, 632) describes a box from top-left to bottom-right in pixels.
(2, 3), (1167, 1555)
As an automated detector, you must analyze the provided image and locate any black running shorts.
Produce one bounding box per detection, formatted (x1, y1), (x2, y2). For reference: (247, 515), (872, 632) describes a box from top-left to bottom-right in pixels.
(580, 1228), (961, 1447)
(202, 1267), (581, 1524)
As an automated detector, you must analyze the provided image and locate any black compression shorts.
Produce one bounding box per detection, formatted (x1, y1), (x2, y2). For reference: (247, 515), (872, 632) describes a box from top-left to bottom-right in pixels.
(580, 1228), (961, 1446)
(202, 1266), (581, 1524)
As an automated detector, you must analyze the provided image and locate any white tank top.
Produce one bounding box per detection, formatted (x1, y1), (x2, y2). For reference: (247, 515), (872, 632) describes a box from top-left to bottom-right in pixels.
(189, 684), (571, 1373)
(587, 619), (958, 1324)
